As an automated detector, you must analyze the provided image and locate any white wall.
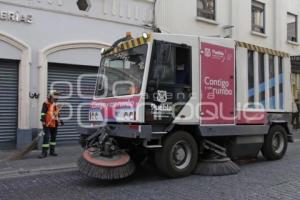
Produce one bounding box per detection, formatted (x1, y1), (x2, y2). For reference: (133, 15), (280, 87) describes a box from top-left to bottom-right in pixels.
(280, 0), (300, 55)
(0, 0), (154, 130)
(232, 0), (275, 48)
(156, 0), (300, 55)
(48, 48), (101, 66)
(0, 0), (154, 26)
(156, 0), (230, 37)
(0, 42), (21, 60)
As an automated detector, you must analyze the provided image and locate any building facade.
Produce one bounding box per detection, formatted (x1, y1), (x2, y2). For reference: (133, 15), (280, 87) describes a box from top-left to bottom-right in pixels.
(2, 0), (300, 149)
(0, 0), (154, 149)
(155, 0), (300, 109)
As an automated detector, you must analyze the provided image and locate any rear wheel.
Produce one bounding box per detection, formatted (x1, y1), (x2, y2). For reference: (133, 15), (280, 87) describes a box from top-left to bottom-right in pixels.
(155, 131), (198, 178)
(262, 125), (288, 160)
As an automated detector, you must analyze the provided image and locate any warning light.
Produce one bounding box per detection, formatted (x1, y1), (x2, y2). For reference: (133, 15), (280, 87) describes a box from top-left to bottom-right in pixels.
(142, 32), (148, 39)
(126, 32), (132, 37)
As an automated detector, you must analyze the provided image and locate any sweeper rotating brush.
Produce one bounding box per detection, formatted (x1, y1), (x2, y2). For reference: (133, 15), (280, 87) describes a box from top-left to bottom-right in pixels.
(78, 149), (136, 180)
(193, 140), (240, 176)
(193, 157), (240, 176)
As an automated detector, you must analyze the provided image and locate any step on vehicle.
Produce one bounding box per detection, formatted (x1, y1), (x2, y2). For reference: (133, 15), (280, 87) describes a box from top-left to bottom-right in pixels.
(77, 32), (295, 180)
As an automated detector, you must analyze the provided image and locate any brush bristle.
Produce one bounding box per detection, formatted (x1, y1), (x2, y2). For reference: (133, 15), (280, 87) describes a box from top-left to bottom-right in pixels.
(193, 157), (240, 176)
(77, 156), (136, 180)
(8, 138), (39, 161)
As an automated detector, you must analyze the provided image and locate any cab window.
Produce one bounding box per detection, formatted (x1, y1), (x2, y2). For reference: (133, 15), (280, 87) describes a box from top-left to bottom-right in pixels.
(148, 40), (192, 88)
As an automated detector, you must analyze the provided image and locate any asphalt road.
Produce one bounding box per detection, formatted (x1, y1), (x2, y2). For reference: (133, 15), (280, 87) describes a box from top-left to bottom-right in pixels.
(2, 143), (300, 200)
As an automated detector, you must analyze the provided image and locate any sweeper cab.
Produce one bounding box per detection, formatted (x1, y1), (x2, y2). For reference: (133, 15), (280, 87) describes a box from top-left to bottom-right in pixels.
(78, 32), (295, 180)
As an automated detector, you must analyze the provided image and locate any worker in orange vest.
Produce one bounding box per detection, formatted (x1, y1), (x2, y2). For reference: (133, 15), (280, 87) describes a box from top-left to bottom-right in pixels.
(39, 90), (64, 158)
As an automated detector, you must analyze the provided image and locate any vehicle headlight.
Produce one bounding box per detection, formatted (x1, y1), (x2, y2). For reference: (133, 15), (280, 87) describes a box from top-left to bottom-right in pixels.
(129, 112), (134, 120)
(89, 109), (102, 121)
(124, 112), (129, 120)
(118, 111), (135, 121)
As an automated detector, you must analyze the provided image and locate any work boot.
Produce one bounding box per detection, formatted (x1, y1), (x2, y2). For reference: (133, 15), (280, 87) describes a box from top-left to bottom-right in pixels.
(50, 146), (58, 156)
(39, 148), (48, 159)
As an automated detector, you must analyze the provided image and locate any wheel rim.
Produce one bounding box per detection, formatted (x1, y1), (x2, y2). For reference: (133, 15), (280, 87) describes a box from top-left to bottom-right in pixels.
(171, 140), (192, 170)
(272, 131), (285, 154)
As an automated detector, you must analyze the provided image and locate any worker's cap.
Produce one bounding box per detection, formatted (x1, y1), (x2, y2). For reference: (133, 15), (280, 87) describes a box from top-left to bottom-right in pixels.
(48, 90), (60, 99)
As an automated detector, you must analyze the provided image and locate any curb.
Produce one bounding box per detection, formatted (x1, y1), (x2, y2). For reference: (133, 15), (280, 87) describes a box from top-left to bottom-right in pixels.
(0, 163), (77, 180)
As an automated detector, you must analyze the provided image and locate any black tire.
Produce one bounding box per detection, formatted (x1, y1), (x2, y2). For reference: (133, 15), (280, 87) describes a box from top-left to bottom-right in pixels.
(155, 130), (198, 178)
(262, 125), (288, 161)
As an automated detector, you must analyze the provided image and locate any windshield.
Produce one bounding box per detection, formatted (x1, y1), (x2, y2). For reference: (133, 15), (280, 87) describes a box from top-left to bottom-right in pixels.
(95, 44), (148, 98)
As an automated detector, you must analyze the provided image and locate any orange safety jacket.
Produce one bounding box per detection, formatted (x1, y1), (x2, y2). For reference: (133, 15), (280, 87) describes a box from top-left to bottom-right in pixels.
(40, 101), (60, 128)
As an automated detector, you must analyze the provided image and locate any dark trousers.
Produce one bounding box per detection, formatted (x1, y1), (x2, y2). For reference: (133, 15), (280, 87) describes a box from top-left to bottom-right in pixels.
(42, 127), (57, 152)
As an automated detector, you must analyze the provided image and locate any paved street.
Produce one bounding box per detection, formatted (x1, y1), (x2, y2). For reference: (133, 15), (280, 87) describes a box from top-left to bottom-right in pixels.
(0, 145), (81, 179)
(1, 142), (300, 200)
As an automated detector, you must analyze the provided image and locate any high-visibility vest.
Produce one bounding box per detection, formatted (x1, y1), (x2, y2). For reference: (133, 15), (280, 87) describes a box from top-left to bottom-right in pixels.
(45, 102), (59, 128)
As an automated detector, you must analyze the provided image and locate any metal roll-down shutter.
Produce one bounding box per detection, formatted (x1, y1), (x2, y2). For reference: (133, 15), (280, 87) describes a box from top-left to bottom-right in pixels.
(0, 59), (19, 148)
(48, 63), (98, 143)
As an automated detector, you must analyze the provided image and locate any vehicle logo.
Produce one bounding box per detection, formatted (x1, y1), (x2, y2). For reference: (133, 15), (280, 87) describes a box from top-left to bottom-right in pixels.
(156, 90), (168, 103)
(204, 48), (212, 57)
(212, 49), (225, 62)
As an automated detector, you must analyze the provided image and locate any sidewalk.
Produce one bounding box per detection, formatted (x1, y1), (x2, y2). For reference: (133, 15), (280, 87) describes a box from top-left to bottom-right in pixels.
(0, 144), (82, 179)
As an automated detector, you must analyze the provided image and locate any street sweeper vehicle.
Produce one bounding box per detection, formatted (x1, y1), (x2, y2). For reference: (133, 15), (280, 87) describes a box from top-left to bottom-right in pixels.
(78, 32), (295, 180)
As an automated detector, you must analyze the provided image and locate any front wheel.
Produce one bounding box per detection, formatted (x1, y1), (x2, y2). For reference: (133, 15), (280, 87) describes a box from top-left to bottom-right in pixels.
(262, 125), (288, 161)
(155, 131), (198, 178)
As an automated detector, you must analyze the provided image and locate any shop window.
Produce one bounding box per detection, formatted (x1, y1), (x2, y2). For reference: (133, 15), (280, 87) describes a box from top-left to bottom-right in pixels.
(252, 0), (265, 34)
(248, 50), (254, 105)
(258, 53), (265, 107)
(197, 0), (216, 20)
(77, 0), (90, 11)
(287, 13), (298, 42)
